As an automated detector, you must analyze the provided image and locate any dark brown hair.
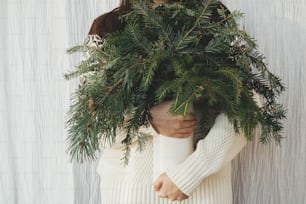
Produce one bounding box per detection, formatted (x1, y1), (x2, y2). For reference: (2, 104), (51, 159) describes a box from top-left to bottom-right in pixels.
(88, 0), (145, 37)
(88, 0), (228, 38)
(88, 11), (122, 37)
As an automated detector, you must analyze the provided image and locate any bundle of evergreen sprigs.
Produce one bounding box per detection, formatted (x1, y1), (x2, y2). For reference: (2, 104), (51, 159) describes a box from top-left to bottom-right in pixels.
(65, 0), (286, 163)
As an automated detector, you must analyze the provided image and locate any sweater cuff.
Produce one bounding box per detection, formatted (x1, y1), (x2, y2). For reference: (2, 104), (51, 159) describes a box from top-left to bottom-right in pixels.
(166, 153), (205, 196)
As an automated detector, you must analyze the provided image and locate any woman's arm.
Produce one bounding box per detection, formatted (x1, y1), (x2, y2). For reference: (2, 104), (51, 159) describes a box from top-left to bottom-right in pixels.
(154, 113), (247, 198)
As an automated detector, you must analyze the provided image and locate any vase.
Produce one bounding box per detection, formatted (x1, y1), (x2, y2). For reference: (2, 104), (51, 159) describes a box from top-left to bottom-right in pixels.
(152, 134), (194, 181)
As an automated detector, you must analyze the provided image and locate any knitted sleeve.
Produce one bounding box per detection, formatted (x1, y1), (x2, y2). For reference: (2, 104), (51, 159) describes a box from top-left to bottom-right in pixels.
(166, 113), (247, 196)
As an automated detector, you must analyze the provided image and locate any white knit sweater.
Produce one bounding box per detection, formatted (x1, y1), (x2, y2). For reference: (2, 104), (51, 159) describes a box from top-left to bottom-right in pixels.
(96, 113), (247, 204)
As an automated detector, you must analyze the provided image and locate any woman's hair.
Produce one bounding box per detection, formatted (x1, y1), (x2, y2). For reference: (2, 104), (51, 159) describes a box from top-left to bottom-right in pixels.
(88, 0), (182, 36)
(88, 0), (227, 38)
(88, 0), (157, 36)
(88, 11), (122, 37)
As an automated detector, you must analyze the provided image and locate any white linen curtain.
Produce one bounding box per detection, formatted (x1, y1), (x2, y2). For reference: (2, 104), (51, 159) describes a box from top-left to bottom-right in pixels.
(0, 0), (305, 204)
(222, 1), (306, 203)
(0, 0), (75, 203)
(0, 0), (116, 203)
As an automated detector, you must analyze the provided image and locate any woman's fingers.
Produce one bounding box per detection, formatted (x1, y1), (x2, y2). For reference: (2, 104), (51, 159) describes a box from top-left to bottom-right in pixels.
(151, 119), (196, 138)
(173, 118), (196, 129)
(153, 177), (163, 191)
(149, 101), (197, 138)
(154, 173), (189, 201)
(175, 114), (195, 121)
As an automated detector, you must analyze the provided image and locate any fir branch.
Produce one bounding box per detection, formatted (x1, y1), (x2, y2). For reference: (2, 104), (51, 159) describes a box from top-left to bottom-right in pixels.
(215, 68), (242, 101)
(141, 49), (169, 90)
(131, 1), (175, 48)
(65, 0), (286, 162)
(175, 0), (216, 50)
(126, 22), (151, 54)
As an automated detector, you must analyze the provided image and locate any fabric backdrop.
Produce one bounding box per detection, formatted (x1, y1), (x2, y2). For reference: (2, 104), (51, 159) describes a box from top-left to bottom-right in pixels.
(0, 0), (305, 204)
(223, 1), (306, 203)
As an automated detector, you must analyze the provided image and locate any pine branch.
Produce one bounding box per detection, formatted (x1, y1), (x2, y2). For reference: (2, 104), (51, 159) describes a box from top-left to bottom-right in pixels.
(65, 0), (286, 162)
(131, 1), (175, 48)
(175, 0), (216, 50)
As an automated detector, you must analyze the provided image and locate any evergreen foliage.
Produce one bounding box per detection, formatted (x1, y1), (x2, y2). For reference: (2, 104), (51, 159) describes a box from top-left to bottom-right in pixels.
(65, 0), (286, 163)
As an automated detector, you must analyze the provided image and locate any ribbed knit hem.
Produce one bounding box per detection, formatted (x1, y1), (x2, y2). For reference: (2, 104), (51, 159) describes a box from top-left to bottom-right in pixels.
(99, 163), (232, 204)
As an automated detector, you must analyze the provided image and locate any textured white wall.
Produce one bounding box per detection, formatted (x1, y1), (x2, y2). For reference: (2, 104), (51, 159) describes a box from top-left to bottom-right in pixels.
(223, 1), (306, 203)
(0, 0), (75, 203)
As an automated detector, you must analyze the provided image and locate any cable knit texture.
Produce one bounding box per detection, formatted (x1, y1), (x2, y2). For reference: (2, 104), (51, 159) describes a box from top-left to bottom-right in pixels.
(97, 113), (246, 204)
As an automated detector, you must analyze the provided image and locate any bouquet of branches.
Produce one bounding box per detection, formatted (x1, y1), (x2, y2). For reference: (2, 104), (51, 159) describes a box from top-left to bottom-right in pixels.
(65, 0), (286, 163)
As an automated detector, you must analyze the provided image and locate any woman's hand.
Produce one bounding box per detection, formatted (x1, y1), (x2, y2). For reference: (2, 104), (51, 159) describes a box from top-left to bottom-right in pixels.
(153, 173), (189, 201)
(149, 101), (196, 138)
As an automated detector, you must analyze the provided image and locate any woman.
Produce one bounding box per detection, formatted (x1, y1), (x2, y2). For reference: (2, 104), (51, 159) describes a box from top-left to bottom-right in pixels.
(88, 0), (247, 203)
